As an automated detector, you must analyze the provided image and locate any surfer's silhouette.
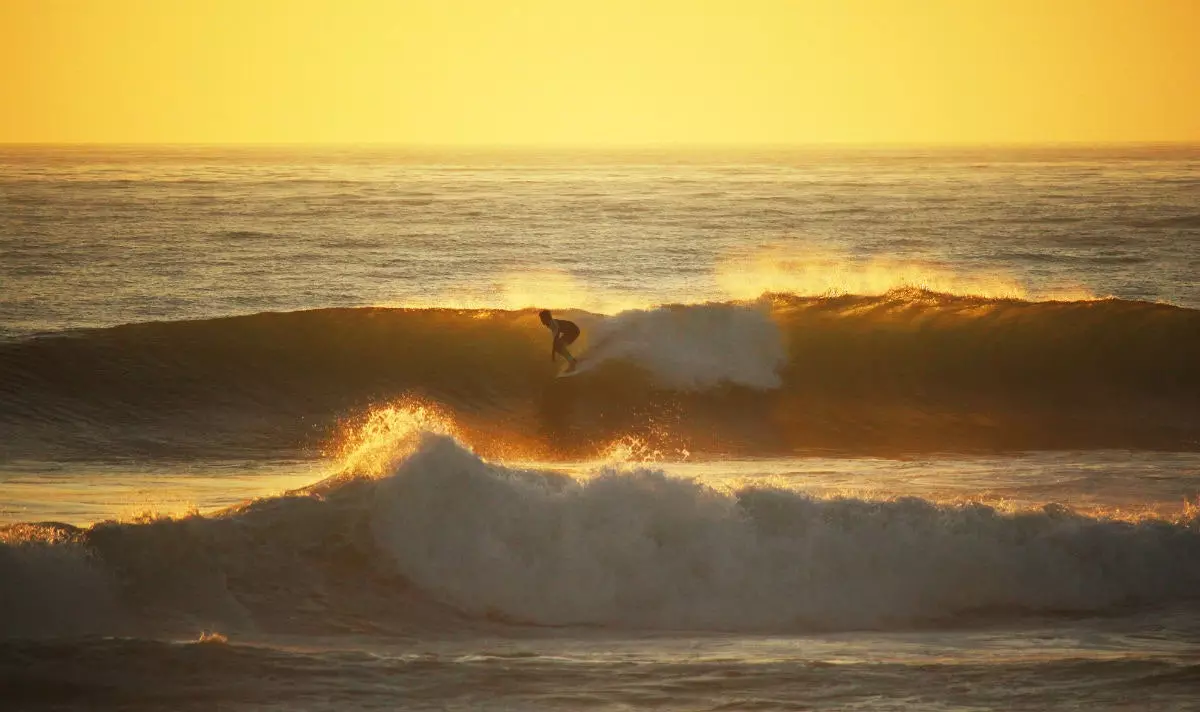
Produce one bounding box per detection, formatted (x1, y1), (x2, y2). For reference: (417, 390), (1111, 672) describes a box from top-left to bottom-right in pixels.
(539, 309), (580, 372)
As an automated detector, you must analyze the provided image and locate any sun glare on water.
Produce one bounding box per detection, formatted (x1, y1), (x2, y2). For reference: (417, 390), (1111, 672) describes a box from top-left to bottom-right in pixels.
(328, 399), (460, 478)
(395, 269), (657, 315)
(718, 245), (1098, 302)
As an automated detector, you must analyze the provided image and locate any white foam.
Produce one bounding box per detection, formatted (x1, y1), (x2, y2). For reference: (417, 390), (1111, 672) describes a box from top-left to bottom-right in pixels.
(371, 435), (1200, 630)
(575, 303), (785, 390)
(0, 538), (123, 637)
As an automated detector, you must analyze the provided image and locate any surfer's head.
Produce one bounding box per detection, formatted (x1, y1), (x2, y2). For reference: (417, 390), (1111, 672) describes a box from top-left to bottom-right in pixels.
(538, 309), (553, 325)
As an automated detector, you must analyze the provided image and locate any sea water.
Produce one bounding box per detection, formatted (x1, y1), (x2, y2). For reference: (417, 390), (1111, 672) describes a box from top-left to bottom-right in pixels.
(2, 145), (1199, 710)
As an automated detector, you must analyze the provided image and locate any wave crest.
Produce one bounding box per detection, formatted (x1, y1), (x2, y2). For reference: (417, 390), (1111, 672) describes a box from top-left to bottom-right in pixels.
(4, 434), (1200, 637)
(370, 435), (1200, 630)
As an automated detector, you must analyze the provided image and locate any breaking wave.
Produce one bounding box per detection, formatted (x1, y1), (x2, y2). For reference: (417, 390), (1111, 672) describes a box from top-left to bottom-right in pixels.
(3, 432), (1200, 638)
(2, 291), (1200, 458)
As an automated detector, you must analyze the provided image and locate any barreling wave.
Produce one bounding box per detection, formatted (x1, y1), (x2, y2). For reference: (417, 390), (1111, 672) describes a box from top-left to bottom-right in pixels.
(4, 431), (1200, 638)
(2, 290), (1200, 459)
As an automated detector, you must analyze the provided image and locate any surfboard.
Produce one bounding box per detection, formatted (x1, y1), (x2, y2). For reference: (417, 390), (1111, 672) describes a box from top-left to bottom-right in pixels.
(556, 359), (586, 378)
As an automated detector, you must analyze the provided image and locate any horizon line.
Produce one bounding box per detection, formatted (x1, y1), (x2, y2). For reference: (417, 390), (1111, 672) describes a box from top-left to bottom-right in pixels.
(2, 140), (1199, 150)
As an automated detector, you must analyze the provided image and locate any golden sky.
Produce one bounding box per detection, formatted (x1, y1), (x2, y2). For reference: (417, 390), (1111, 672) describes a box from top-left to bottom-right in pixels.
(2, 0), (1197, 144)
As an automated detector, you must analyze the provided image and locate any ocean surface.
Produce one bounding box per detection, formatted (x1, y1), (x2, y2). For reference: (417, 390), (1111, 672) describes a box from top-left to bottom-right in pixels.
(2, 145), (1200, 710)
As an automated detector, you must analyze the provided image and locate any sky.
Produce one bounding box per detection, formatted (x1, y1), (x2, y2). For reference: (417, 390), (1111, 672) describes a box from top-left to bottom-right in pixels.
(2, 0), (1197, 145)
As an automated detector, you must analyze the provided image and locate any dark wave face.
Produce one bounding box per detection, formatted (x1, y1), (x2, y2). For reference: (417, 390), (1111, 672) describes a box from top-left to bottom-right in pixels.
(2, 291), (1200, 460)
(3, 433), (1200, 639)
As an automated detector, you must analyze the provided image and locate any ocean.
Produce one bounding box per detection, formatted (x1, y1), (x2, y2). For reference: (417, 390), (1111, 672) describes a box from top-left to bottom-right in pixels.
(2, 144), (1199, 710)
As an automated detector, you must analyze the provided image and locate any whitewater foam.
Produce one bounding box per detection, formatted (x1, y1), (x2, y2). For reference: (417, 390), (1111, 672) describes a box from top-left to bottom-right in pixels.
(4, 432), (1200, 637)
(0, 526), (123, 637)
(577, 302), (785, 389)
(369, 435), (1200, 631)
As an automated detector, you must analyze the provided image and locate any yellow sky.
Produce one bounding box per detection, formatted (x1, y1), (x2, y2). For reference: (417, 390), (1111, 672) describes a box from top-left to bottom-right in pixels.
(2, 0), (1197, 144)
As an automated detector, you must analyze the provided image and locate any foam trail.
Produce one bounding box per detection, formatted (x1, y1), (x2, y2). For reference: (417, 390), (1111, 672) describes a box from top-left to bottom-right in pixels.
(577, 302), (785, 389)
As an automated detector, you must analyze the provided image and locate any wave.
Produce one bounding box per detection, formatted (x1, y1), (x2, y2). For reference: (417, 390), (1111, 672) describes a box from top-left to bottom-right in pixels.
(2, 291), (1200, 459)
(3, 433), (1200, 637)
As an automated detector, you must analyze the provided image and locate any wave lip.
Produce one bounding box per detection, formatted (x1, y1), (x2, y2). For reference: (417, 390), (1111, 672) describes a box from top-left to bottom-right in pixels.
(6, 433), (1200, 638)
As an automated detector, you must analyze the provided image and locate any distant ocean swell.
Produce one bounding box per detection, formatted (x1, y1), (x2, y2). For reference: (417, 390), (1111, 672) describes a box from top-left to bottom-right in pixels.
(2, 290), (1199, 457)
(3, 432), (1200, 638)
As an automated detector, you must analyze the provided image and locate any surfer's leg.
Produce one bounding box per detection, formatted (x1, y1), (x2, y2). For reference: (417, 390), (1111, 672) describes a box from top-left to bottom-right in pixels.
(556, 343), (577, 368)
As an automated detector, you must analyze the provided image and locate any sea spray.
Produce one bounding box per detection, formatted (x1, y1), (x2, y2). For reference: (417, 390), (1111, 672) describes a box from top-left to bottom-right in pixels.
(574, 302), (785, 389)
(370, 435), (1200, 630)
(3, 433), (1200, 637)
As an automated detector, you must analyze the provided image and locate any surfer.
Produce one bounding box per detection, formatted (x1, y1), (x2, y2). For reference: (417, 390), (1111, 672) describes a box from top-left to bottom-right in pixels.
(539, 309), (580, 372)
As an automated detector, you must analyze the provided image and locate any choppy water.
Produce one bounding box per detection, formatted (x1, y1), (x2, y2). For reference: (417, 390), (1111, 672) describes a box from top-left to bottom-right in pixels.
(2, 145), (1200, 710)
